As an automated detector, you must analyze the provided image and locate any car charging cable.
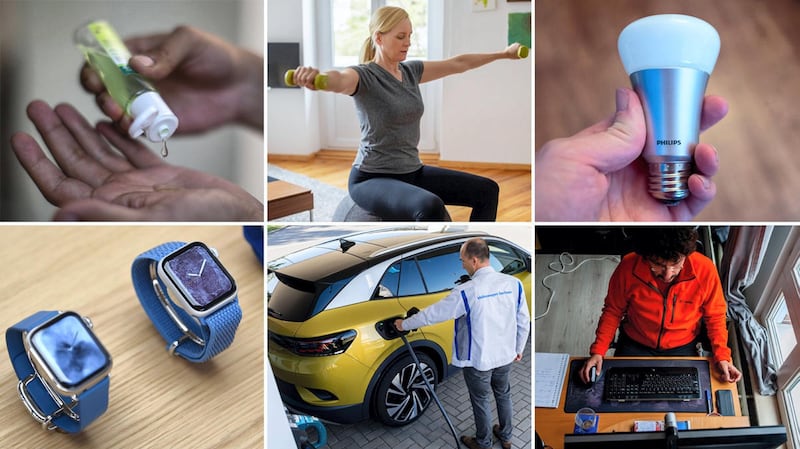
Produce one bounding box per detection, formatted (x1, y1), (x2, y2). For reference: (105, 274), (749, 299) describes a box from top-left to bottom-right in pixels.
(376, 308), (460, 448)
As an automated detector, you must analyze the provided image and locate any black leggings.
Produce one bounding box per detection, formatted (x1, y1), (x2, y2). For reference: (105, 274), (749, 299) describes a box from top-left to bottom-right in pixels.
(348, 166), (499, 221)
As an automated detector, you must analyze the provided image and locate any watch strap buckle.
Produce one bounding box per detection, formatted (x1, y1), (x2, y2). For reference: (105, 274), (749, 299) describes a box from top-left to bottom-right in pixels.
(17, 373), (78, 432)
(149, 263), (205, 354)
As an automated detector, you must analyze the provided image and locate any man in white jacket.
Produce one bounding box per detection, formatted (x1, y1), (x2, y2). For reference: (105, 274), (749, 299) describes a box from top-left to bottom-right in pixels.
(395, 237), (530, 449)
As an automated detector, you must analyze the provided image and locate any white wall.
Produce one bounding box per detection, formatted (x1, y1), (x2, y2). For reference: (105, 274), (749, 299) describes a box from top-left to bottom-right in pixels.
(440, 1), (532, 165)
(0, 0), (263, 220)
(267, 0), (532, 165)
(266, 0), (321, 157)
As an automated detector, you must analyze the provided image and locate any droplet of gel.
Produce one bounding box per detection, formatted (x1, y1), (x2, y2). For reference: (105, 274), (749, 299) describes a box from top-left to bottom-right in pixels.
(161, 140), (169, 158)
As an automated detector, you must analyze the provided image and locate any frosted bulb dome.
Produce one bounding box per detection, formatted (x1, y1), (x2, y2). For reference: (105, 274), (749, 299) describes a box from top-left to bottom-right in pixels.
(618, 14), (720, 75)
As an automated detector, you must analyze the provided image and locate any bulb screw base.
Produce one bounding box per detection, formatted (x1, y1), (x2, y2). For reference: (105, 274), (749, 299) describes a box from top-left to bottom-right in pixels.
(648, 161), (692, 205)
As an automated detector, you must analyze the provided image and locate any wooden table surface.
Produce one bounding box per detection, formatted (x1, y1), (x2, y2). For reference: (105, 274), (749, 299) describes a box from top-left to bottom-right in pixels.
(536, 356), (750, 449)
(267, 180), (314, 220)
(0, 226), (263, 449)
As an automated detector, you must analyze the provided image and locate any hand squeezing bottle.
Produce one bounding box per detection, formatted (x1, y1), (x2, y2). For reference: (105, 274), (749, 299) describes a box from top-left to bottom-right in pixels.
(75, 20), (178, 156)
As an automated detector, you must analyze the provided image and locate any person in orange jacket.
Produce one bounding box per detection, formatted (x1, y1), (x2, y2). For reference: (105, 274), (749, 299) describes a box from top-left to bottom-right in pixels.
(580, 227), (742, 384)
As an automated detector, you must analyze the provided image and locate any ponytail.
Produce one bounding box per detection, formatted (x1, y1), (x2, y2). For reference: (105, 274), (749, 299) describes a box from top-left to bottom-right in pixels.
(359, 35), (375, 64)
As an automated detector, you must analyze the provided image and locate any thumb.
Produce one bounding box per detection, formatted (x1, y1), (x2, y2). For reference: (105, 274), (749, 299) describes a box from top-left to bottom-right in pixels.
(570, 88), (647, 173)
(128, 26), (196, 80)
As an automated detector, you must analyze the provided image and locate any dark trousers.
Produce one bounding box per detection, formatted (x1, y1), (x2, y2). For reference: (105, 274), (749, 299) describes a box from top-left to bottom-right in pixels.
(615, 330), (700, 357)
(348, 166), (499, 221)
(462, 363), (513, 448)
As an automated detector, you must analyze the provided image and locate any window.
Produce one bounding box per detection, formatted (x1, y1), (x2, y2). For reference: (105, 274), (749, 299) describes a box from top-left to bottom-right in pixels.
(375, 244), (465, 298)
(765, 294), (797, 366)
(416, 246), (465, 294)
(756, 227), (800, 449)
(331, 0), (429, 67)
(487, 240), (529, 275)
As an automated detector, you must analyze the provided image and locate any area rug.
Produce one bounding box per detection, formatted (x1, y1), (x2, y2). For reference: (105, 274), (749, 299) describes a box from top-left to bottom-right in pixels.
(267, 164), (347, 222)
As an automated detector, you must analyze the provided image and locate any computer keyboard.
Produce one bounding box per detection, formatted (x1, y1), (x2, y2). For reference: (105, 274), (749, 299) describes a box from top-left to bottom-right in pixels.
(603, 366), (701, 402)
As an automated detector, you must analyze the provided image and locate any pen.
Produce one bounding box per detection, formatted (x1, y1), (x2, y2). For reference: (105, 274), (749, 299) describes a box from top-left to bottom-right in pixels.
(705, 389), (713, 414)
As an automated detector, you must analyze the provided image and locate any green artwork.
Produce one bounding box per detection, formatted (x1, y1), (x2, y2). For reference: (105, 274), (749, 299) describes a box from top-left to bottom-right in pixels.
(508, 12), (532, 48)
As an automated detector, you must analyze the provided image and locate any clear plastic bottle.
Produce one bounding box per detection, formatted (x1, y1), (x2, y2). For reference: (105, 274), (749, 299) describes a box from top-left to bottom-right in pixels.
(74, 20), (178, 146)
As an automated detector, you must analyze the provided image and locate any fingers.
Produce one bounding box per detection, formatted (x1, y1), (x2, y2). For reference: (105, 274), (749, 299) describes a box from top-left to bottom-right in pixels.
(79, 63), (105, 94)
(293, 66), (322, 90)
(94, 91), (127, 124)
(26, 101), (119, 187)
(681, 143), (719, 216)
(568, 88), (647, 173)
(127, 26), (198, 80)
(700, 95), (729, 132)
(10, 132), (93, 205)
(96, 122), (165, 168)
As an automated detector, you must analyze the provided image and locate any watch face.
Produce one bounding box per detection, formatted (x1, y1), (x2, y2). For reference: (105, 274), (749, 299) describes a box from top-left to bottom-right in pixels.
(29, 312), (111, 390)
(163, 242), (237, 311)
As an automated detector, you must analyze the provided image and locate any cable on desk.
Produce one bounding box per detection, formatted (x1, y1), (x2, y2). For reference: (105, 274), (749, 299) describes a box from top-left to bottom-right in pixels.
(536, 252), (621, 321)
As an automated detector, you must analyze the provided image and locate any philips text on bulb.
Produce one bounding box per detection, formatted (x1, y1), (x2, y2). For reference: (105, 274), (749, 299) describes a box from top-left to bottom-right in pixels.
(618, 14), (720, 205)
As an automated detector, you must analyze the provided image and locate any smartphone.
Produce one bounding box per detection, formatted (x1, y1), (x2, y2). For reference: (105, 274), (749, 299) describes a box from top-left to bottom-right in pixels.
(715, 389), (735, 416)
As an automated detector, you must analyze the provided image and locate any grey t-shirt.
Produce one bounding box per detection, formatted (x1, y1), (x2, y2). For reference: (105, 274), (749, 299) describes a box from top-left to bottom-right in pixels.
(350, 60), (425, 174)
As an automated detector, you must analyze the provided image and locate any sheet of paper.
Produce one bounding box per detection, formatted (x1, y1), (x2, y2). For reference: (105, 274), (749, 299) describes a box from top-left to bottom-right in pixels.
(535, 352), (570, 408)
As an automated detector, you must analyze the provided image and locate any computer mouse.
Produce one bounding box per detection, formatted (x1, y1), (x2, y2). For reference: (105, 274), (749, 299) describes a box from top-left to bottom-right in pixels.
(589, 366), (597, 384)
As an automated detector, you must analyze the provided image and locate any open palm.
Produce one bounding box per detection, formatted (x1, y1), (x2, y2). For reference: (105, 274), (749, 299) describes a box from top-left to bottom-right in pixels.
(11, 101), (263, 221)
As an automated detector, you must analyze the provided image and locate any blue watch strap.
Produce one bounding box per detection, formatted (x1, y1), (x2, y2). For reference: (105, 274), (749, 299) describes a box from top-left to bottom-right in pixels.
(131, 242), (242, 362)
(6, 311), (110, 433)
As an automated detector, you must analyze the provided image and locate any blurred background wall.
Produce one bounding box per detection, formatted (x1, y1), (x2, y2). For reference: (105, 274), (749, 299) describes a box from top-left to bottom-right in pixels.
(0, 0), (264, 220)
(535, 0), (800, 221)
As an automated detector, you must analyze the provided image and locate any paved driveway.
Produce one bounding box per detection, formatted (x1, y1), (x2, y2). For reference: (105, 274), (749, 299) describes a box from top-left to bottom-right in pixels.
(322, 336), (532, 449)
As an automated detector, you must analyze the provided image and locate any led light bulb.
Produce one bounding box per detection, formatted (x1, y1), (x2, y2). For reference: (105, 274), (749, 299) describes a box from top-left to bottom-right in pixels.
(618, 14), (720, 205)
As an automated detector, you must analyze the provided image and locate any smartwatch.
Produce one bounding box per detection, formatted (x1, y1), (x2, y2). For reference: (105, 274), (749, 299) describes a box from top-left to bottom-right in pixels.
(131, 241), (242, 362)
(6, 310), (112, 433)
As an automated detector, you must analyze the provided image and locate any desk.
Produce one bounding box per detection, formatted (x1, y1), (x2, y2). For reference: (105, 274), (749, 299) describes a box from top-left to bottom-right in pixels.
(535, 357), (749, 449)
(0, 226), (263, 449)
(268, 180), (314, 220)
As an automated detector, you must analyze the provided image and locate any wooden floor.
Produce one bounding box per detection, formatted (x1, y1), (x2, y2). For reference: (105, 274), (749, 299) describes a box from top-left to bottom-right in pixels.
(269, 153), (531, 222)
(536, 0), (800, 221)
(534, 253), (620, 355)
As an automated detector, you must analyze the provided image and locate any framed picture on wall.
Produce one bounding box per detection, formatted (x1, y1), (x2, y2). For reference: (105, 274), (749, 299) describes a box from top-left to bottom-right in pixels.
(472, 0), (496, 11)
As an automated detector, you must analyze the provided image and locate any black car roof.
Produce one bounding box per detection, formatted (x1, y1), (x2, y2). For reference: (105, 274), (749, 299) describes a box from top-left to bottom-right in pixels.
(270, 228), (489, 282)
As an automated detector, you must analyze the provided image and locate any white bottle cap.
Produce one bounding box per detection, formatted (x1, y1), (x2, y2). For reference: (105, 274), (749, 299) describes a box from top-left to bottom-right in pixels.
(128, 91), (179, 142)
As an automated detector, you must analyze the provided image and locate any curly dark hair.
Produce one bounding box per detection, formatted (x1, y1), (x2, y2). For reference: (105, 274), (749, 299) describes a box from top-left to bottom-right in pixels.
(629, 227), (698, 261)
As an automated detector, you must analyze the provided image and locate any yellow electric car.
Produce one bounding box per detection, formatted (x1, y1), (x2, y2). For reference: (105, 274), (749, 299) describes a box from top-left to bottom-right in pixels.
(267, 228), (531, 426)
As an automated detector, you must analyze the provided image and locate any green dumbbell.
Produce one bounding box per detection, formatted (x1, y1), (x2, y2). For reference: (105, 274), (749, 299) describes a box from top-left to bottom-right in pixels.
(517, 45), (529, 59)
(284, 70), (329, 90)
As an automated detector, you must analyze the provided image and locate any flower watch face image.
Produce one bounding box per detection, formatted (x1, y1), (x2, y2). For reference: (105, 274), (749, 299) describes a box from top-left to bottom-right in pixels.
(163, 243), (236, 310)
(29, 312), (111, 389)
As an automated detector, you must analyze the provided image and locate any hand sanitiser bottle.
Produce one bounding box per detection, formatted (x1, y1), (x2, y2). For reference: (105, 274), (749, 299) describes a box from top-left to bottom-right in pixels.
(74, 20), (178, 156)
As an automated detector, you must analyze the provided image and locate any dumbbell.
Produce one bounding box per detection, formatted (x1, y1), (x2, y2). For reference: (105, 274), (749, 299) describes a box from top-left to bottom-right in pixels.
(517, 45), (529, 59)
(284, 70), (329, 90)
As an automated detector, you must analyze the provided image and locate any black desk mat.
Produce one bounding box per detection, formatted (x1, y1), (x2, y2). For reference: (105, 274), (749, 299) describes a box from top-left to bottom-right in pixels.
(564, 359), (711, 413)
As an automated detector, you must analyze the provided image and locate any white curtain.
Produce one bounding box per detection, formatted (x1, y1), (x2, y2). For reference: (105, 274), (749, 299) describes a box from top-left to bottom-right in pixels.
(719, 226), (778, 395)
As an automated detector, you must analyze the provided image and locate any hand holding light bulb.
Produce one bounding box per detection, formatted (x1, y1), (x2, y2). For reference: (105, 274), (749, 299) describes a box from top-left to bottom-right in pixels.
(535, 87), (727, 222)
(619, 14), (721, 205)
(536, 14), (727, 221)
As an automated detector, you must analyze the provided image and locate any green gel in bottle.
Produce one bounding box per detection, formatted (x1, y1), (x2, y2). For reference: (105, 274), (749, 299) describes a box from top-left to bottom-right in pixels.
(75, 20), (178, 153)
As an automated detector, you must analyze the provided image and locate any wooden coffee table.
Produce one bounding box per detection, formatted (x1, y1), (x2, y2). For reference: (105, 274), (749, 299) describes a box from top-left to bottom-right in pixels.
(268, 180), (314, 220)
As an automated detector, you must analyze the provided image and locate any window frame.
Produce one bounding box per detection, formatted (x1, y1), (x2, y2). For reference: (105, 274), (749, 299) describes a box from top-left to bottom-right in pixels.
(754, 227), (800, 449)
(314, 0), (443, 151)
